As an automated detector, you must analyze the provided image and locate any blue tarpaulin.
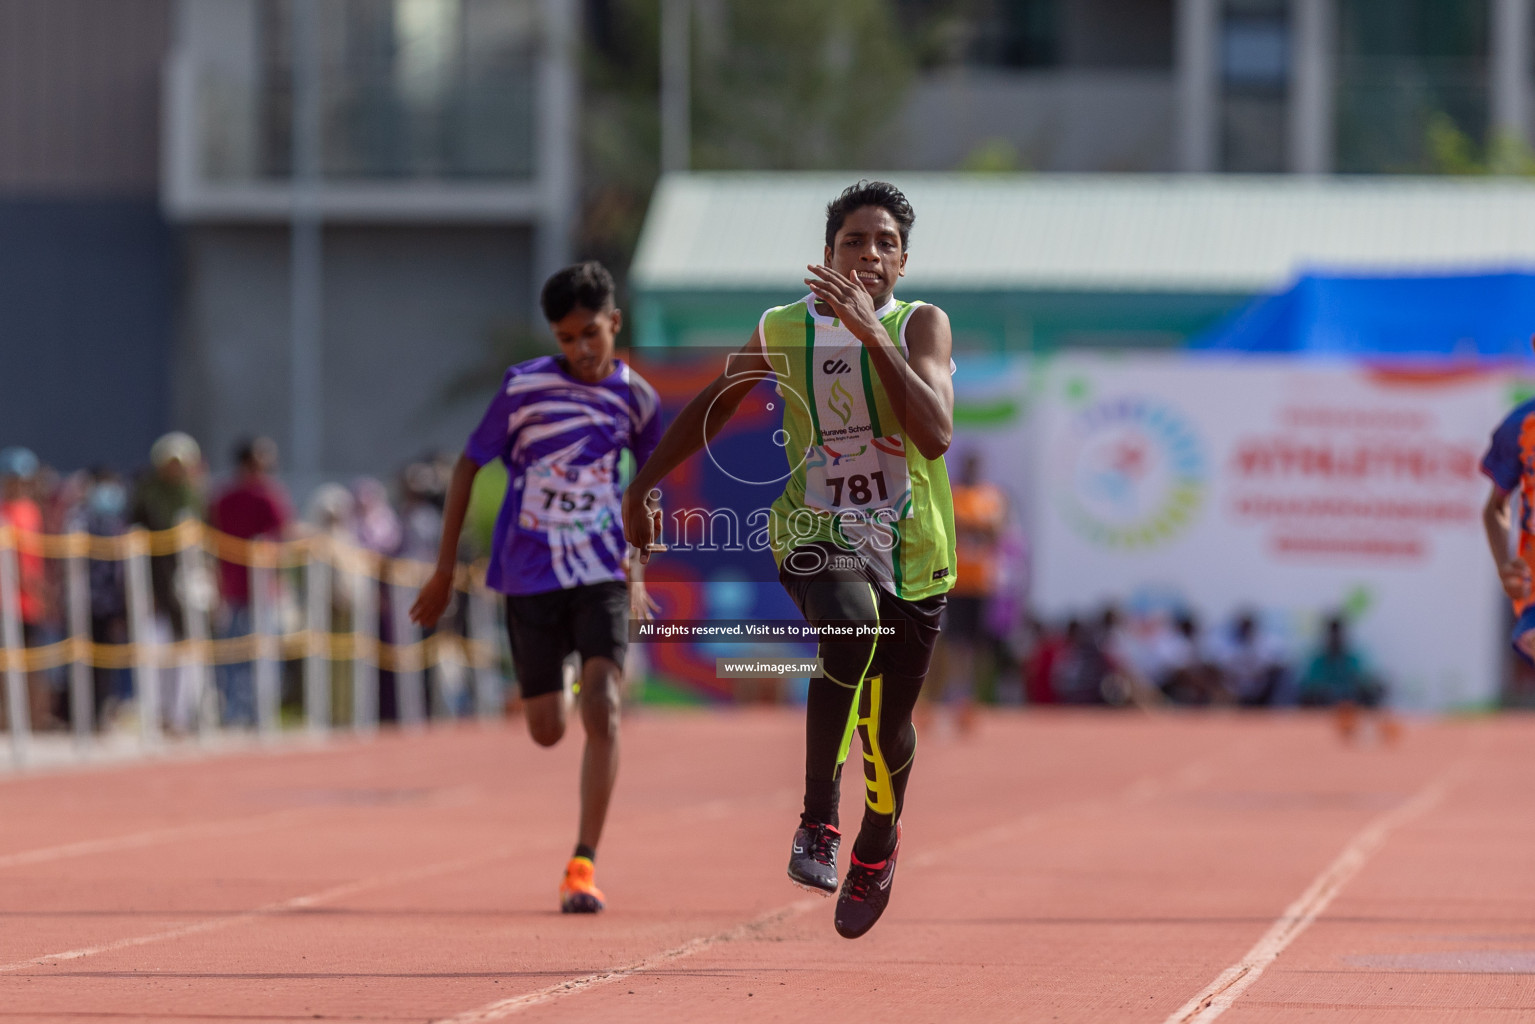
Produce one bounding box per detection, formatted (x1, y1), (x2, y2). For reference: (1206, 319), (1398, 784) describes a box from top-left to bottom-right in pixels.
(1191, 272), (1535, 357)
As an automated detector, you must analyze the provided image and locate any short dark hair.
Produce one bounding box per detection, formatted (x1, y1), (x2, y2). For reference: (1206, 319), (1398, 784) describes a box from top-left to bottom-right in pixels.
(540, 261), (616, 322)
(825, 180), (915, 251)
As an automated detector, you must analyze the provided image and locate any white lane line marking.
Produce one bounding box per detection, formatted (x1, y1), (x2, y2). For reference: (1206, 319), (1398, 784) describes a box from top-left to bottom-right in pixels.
(0, 846), (516, 974)
(1164, 772), (1455, 1024)
(439, 752), (1227, 1022)
(432, 898), (821, 1024)
(0, 809), (316, 872)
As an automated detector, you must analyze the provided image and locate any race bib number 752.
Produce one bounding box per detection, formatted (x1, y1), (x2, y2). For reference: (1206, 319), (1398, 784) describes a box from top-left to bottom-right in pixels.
(519, 459), (619, 534)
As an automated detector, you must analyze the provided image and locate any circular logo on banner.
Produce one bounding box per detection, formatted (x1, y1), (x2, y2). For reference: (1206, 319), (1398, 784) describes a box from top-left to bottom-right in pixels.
(1055, 396), (1206, 549)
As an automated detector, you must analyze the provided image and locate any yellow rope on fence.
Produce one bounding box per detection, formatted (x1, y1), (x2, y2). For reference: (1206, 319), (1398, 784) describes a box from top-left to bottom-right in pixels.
(0, 523), (502, 676)
(0, 633), (500, 674)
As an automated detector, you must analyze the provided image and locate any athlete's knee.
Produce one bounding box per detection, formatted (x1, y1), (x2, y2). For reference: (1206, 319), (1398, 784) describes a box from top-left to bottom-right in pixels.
(579, 665), (622, 743)
(580, 690), (620, 742)
(880, 720), (916, 771)
(821, 638), (877, 690)
(524, 693), (566, 747)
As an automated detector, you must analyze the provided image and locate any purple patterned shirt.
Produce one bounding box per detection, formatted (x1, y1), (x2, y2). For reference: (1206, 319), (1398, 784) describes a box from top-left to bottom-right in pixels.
(466, 355), (661, 596)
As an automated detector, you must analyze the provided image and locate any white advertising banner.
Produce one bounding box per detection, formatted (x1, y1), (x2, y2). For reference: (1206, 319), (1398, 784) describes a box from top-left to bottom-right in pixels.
(1030, 354), (1509, 710)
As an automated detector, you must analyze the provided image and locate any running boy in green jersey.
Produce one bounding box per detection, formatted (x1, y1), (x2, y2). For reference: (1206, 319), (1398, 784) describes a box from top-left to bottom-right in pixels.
(622, 181), (956, 938)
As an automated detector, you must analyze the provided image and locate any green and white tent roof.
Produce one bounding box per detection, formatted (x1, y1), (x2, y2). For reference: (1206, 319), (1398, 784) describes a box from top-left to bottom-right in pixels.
(632, 173), (1535, 295)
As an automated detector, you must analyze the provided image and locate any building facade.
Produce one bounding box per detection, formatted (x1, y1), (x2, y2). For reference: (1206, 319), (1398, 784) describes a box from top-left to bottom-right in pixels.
(890, 0), (1518, 176)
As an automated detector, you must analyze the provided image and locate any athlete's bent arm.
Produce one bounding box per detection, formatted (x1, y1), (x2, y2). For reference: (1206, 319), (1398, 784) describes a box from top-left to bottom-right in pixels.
(621, 333), (771, 560)
(1484, 484), (1531, 601)
(805, 266), (954, 459)
(410, 452), (479, 628)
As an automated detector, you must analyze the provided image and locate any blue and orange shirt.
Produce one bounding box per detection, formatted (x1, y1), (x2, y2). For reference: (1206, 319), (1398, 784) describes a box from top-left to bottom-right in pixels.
(1481, 396), (1535, 612)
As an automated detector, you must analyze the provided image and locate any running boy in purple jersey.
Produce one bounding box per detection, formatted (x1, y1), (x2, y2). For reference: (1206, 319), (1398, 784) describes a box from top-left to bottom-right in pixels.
(412, 261), (662, 913)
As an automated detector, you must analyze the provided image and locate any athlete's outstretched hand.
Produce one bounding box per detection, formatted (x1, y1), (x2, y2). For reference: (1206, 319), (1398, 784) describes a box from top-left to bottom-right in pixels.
(1499, 558), (1532, 601)
(805, 263), (881, 342)
(629, 581), (660, 621)
(410, 567), (454, 629)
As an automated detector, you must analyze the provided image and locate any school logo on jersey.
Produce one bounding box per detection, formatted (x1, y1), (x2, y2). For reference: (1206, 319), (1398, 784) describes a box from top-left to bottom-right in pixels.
(1054, 396), (1206, 549)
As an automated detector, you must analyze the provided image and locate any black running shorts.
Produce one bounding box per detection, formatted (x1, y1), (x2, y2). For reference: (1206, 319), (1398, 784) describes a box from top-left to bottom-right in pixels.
(504, 581), (629, 699)
(778, 542), (946, 689)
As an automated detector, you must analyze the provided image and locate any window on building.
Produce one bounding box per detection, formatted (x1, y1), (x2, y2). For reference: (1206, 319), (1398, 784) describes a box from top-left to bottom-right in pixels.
(1220, 0), (1288, 172)
(254, 0), (538, 180)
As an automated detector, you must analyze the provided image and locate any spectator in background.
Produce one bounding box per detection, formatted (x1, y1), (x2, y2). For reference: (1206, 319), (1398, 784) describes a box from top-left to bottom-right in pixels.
(1020, 614), (1060, 705)
(352, 477), (402, 556)
(1209, 610), (1288, 707)
(0, 446), (59, 731)
(1153, 611), (1223, 705)
(82, 468), (131, 729)
(131, 432), (205, 733)
(210, 437), (291, 727)
(1300, 615), (1399, 743)
(1049, 617), (1117, 704)
(933, 452), (1008, 732)
(397, 459), (446, 562)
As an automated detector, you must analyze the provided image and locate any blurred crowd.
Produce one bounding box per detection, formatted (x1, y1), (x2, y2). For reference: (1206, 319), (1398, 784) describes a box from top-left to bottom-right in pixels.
(929, 452), (1392, 723)
(0, 433), (480, 736)
(1004, 605), (1386, 710)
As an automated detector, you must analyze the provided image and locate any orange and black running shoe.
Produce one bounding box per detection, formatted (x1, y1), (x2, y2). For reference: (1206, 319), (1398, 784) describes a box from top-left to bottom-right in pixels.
(834, 828), (899, 939)
(559, 856), (605, 914)
(787, 822), (841, 895)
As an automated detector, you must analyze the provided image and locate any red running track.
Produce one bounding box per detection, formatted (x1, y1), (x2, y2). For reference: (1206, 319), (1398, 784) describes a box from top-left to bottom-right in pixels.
(0, 709), (1531, 1022)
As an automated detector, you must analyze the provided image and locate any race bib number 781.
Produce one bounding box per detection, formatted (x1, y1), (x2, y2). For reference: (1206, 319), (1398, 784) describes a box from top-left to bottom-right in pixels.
(802, 435), (911, 519)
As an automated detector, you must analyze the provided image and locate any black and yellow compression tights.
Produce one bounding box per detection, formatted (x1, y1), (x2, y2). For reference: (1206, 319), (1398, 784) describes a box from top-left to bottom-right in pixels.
(787, 575), (929, 865)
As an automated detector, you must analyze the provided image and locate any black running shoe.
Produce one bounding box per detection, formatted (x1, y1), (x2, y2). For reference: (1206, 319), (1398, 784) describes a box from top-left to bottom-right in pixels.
(787, 822), (841, 895)
(834, 831), (900, 939)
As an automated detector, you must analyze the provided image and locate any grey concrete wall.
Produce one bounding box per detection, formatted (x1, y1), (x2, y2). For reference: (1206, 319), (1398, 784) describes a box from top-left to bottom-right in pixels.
(176, 224), (536, 482)
(893, 68), (1176, 171)
(0, 199), (175, 471)
(0, 0), (170, 195)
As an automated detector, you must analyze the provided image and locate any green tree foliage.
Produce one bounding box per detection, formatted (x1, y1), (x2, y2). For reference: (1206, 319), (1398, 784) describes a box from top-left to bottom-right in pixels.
(1425, 113), (1535, 176)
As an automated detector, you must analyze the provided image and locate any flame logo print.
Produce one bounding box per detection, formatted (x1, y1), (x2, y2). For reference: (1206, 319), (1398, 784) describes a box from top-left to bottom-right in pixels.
(827, 376), (855, 425)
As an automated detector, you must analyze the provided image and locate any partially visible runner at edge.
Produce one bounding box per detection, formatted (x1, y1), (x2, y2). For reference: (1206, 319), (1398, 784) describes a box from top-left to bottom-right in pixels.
(1482, 360), (1535, 665)
(412, 261), (662, 914)
(622, 181), (958, 939)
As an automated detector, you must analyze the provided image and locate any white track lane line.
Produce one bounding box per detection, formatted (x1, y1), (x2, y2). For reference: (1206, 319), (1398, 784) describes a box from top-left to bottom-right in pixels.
(0, 845), (516, 974)
(0, 808), (317, 871)
(438, 752), (1230, 1023)
(433, 898), (823, 1024)
(1164, 770), (1457, 1024)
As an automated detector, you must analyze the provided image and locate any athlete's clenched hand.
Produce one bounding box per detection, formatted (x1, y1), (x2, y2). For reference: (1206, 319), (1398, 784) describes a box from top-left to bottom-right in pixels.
(1499, 558), (1532, 601)
(621, 486), (664, 564)
(804, 264), (881, 343)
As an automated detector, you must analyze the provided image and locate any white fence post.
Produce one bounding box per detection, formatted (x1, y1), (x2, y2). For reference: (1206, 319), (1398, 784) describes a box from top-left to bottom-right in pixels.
(65, 538), (93, 745)
(351, 551), (378, 734)
(389, 568), (425, 730)
(123, 528), (160, 749)
(177, 524), (216, 739)
(251, 544), (280, 739)
(303, 536), (331, 735)
(1, 527), (30, 768)
(469, 588), (503, 719)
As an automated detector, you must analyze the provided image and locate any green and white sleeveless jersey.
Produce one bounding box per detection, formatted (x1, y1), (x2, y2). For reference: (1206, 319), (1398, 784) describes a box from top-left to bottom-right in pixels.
(758, 294), (956, 602)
